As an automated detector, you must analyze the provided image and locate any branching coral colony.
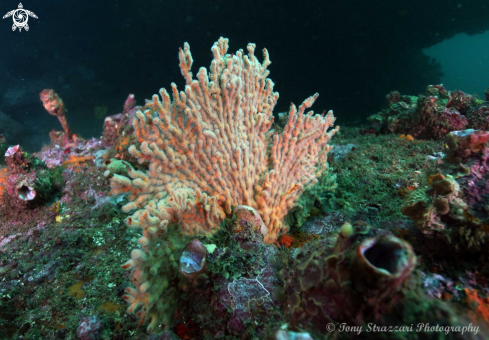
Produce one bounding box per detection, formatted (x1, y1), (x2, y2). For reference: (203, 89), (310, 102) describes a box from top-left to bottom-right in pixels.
(110, 37), (339, 331)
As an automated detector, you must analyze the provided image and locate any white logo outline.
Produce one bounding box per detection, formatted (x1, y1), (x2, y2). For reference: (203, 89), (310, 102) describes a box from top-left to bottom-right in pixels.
(3, 3), (38, 32)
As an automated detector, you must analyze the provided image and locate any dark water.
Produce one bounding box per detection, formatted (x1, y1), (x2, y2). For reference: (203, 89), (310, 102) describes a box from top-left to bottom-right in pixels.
(1, 0), (488, 149)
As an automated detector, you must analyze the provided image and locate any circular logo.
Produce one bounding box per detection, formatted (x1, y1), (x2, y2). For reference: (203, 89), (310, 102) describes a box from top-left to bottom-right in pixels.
(13, 9), (27, 26)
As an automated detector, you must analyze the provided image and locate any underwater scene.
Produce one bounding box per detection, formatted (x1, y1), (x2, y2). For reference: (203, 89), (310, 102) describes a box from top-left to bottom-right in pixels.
(1, 1), (489, 339)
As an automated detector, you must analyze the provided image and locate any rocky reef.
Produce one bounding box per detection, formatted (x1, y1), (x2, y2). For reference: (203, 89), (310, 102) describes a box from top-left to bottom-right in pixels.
(368, 85), (489, 140)
(1, 87), (489, 340)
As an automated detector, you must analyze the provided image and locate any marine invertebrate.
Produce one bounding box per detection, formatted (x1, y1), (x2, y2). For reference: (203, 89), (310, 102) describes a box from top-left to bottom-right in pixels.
(401, 173), (465, 235)
(102, 94), (141, 161)
(283, 222), (416, 336)
(277, 234), (294, 247)
(367, 85), (484, 140)
(114, 37), (338, 333)
(4, 145), (56, 207)
(402, 129), (489, 251)
(111, 37), (338, 244)
(121, 230), (187, 333)
(39, 89), (73, 143)
(179, 239), (208, 280)
(232, 205), (268, 236)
